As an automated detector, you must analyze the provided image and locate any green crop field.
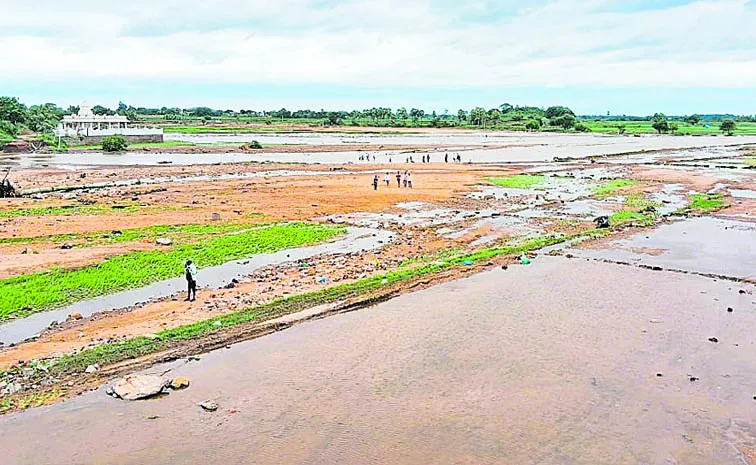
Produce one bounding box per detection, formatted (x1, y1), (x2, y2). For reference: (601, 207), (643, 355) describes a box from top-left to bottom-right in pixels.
(582, 120), (756, 135)
(487, 175), (546, 189)
(0, 223), (345, 320)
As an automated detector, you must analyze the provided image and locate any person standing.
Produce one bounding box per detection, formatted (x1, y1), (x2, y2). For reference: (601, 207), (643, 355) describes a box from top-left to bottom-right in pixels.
(185, 260), (198, 302)
(403, 171), (408, 188)
(384, 172), (391, 187)
(445, 152), (448, 163)
(396, 170), (402, 187)
(373, 174), (379, 191)
(407, 171), (413, 188)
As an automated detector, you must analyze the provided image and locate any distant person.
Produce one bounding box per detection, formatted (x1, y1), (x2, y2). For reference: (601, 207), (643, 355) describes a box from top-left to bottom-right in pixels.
(384, 172), (391, 187)
(185, 260), (198, 302)
(396, 170), (402, 187)
(372, 154), (376, 162)
(445, 153), (448, 163)
(407, 171), (413, 188)
(403, 171), (409, 188)
(389, 157), (392, 163)
(373, 174), (379, 191)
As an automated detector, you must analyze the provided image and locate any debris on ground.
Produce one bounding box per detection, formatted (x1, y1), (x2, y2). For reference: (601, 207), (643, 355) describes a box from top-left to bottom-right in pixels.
(520, 253), (531, 265)
(594, 215), (610, 229)
(708, 337), (719, 343)
(68, 313), (83, 321)
(109, 374), (168, 401)
(199, 400), (218, 411)
(85, 364), (100, 373)
(155, 237), (172, 246)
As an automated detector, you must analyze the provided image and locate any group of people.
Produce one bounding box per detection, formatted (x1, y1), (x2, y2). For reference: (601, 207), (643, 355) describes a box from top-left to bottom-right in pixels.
(373, 170), (413, 190)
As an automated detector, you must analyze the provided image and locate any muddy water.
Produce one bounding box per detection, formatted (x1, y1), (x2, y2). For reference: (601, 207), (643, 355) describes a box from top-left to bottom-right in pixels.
(3, 133), (756, 168)
(2, 258), (755, 464)
(0, 227), (393, 345)
(572, 217), (756, 280)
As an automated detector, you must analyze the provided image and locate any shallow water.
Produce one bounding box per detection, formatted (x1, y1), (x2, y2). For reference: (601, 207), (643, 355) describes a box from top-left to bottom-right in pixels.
(0, 227), (393, 345)
(2, 258), (755, 464)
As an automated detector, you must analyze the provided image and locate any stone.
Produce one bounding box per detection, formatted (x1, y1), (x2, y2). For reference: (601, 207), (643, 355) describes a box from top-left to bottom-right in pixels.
(168, 377), (190, 390)
(111, 374), (168, 401)
(4, 382), (23, 395)
(85, 364), (100, 373)
(199, 400), (218, 411)
(69, 312), (83, 320)
(211, 213), (221, 221)
(708, 337), (719, 343)
(60, 243), (74, 250)
(155, 237), (172, 246)
(727, 307), (733, 313)
(649, 318), (662, 324)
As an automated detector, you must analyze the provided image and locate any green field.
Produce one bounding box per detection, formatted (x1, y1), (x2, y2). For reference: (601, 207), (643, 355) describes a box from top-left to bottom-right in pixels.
(488, 175), (546, 188)
(582, 120), (756, 135)
(0, 223), (344, 320)
(0, 203), (150, 218)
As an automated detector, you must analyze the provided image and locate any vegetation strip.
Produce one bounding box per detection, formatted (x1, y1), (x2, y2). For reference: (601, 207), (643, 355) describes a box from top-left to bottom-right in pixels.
(487, 175), (546, 189)
(0, 203), (160, 218)
(593, 179), (637, 198)
(0, 222), (257, 247)
(0, 223), (344, 320)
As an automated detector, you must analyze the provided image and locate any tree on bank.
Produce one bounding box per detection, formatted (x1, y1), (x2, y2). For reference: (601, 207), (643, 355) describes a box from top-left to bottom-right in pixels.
(525, 119), (541, 131)
(651, 113), (670, 134)
(720, 119), (736, 135)
(102, 134), (128, 152)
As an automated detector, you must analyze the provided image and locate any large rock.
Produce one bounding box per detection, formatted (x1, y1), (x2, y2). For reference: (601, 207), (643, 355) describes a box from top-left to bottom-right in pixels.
(111, 374), (168, 401)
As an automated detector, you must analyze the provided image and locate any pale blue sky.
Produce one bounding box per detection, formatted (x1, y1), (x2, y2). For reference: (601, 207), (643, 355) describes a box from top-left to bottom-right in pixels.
(1, 0), (755, 115)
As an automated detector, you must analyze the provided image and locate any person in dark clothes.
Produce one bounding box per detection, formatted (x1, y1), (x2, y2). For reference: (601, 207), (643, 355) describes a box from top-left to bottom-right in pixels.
(185, 260), (198, 302)
(396, 171), (402, 187)
(373, 174), (379, 191)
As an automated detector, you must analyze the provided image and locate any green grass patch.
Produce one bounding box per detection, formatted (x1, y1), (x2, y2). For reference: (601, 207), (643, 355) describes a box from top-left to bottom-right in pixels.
(610, 210), (655, 227)
(744, 158), (756, 167)
(593, 179), (637, 198)
(0, 222), (257, 247)
(0, 203), (147, 219)
(624, 194), (662, 210)
(0, 223), (344, 320)
(488, 175), (546, 189)
(689, 193), (726, 212)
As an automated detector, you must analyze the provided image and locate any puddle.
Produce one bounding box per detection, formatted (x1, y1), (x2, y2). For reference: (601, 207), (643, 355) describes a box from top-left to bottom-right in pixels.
(0, 227), (394, 345)
(324, 207), (499, 229)
(437, 215), (540, 241)
(570, 217), (756, 280)
(731, 189), (756, 199)
(649, 183), (688, 215)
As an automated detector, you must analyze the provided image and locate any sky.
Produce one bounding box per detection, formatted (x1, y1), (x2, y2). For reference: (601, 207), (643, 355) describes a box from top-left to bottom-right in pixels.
(1, 0), (755, 115)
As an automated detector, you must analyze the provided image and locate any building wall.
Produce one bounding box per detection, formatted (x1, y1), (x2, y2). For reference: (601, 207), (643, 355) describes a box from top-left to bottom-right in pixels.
(65, 134), (164, 146)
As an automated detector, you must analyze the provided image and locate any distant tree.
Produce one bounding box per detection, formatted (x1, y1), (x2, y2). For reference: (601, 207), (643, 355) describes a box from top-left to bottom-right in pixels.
(469, 107), (487, 126)
(92, 105), (114, 116)
(651, 113), (670, 134)
(409, 108), (424, 120)
(685, 115), (701, 126)
(396, 107), (408, 120)
(457, 109), (467, 122)
(0, 96), (28, 125)
(117, 101), (128, 114)
(499, 103), (514, 113)
(550, 114), (577, 130)
(102, 134), (128, 152)
(487, 108), (501, 125)
(616, 124), (627, 134)
(720, 119), (736, 135)
(525, 119), (541, 131)
(545, 106), (574, 119)
(66, 105), (80, 116)
(668, 122), (679, 134)
(0, 120), (19, 138)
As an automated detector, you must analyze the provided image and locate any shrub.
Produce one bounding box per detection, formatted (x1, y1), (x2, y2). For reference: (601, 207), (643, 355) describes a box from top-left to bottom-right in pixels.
(525, 119), (541, 131)
(102, 134), (128, 152)
(248, 140), (262, 149)
(574, 123), (590, 132)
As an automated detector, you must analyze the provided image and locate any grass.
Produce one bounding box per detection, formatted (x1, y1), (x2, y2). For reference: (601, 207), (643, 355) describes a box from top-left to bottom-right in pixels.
(593, 179), (637, 198)
(689, 193), (726, 211)
(582, 120), (756, 136)
(0, 223), (345, 321)
(72, 141), (195, 150)
(488, 175), (546, 189)
(610, 210), (656, 227)
(0, 390), (60, 414)
(40, 233), (583, 375)
(745, 158), (756, 167)
(624, 194), (662, 210)
(0, 203), (147, 218)
(0, 222), (257, 247)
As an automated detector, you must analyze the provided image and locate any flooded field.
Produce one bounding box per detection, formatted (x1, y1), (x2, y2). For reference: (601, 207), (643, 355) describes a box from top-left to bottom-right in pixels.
(2, 258), (755, 464)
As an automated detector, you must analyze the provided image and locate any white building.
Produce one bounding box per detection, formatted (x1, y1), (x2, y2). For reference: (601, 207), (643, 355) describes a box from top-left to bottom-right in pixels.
(55, 103), (163, 140)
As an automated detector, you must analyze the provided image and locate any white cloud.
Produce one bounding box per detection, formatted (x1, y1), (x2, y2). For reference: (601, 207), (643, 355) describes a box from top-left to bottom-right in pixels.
(0, 0), (755, 88)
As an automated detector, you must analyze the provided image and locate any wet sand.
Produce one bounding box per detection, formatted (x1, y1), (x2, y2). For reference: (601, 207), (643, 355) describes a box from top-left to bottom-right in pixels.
(2, 258), (755, 464)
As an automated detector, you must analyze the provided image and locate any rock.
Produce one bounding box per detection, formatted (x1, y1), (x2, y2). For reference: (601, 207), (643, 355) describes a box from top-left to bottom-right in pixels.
(213, 320), (222, 327)
(69, 312), (83, 320)
(111, 230), (123, 235)
(85, 364), (100, 373)
(649, 318), (662, 324)
(169, 377), (190, 390)
(708, 337), (719, 343)
(111, 374), (168, 401)
(594, 216), (610, 229)
(689, 376), (699, 382)
(155, 237), (172, 246)
(739, 290), (746, 294)
(60, 243), (73, 250)
(3, 382), (23, 395)
(656, 373), (663, 377)
(727, 307), (733, 313)
(199, 400), (218, 411)
(0, 381), (7, 390)
(211, 213), (221, 221)
(501, 265), (508, 270)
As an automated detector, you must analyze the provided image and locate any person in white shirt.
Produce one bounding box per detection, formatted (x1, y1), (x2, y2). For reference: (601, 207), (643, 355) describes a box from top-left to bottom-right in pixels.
(185, 260), (198, 302)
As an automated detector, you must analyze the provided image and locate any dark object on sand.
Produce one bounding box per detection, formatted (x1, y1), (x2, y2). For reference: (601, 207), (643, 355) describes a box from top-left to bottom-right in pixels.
(0, 169), (18, 198)
(594, 216), (610, 229)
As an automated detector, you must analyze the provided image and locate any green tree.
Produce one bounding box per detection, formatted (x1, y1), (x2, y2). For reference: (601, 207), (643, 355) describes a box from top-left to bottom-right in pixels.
(545, 106), (574, 119)
(550, 114), (577, 130)
(457, 109), (467, 123)
(685, 115), (701, 125)
(0, 96), (28, 125)
(525, 119), (541, 131)
(651, 113), (670, 134)
(92, 105), (114, 116)
(396, 107), (408, 120)
(469, 107), (486, 126)
(720, 119), (736, 135)
(668, 122), (679, 134)
(26, 103), (63, 133)
(102, 134), (129, 152)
